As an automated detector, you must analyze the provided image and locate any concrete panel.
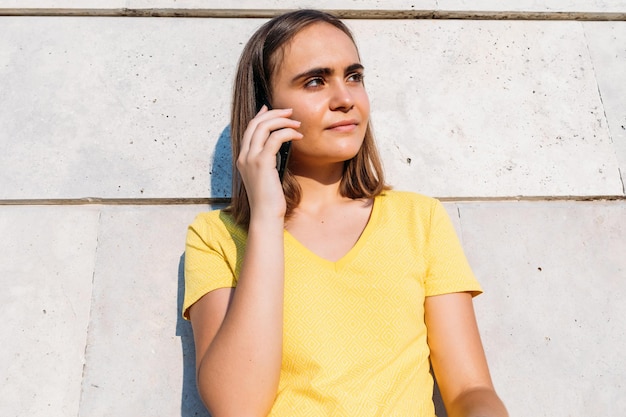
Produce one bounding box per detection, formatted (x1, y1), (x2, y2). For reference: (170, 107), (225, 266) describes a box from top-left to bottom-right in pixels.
(0, 206), (100, 417)
(458, 201), (626, 416)
(1, 18), (623, 199)
(1, 0), (624, 13)
(357, 19), (623, 197)
(0, 16), (246, 200)
(585, 22), (626, 194)
(437, 0), (626, 13)
(443, 201), (464, 241)
(77, 205), (212, 417)
(0, 0), (437, 11)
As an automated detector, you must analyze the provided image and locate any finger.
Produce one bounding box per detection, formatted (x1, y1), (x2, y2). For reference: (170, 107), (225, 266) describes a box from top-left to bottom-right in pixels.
(247, 117), (301, 153)
(259, 128), (303, 157)
(237, 127), (302, 174)
(250, 107), (292, 130)
(253, 108), (299, 132)
(240, 108), (293, 154)
(247, 118), (300, 158)
(240, 126), (302, 164)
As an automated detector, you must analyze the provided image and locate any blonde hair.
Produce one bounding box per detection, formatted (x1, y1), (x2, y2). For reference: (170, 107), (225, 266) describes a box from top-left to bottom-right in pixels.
(226, 9), (388, 227)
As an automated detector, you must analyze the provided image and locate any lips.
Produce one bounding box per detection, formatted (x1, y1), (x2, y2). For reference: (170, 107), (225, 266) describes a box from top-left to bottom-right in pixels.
(326, 119), (359, 131)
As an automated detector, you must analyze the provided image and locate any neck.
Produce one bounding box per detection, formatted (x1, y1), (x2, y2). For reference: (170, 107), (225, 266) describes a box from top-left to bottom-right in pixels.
(291, 162), (347, 212)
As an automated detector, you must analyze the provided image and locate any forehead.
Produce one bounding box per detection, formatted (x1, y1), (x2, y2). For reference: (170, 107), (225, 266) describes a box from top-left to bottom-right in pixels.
(277, 22), (360, 74)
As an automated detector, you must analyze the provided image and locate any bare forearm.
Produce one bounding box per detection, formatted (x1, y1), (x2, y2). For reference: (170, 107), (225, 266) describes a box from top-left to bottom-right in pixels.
(197, 216), (285, 417)
(446, 387), (508, 417)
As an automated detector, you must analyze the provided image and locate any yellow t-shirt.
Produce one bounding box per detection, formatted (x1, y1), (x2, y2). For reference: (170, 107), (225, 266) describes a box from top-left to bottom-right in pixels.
(184, 191), (482, 416)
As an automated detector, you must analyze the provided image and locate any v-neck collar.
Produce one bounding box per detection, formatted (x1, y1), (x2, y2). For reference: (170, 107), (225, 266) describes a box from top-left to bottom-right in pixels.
(283, 194), (382, 272)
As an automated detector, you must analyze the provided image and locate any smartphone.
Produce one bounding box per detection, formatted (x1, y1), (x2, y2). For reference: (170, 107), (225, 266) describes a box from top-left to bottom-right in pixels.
(263, 100), (292, 182)
(276, 140), (292, 182)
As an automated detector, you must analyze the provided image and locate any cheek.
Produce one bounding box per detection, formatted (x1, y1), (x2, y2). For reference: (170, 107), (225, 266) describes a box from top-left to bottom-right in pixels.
(290, 100), (325, 130)
(357, 89), (370, 116)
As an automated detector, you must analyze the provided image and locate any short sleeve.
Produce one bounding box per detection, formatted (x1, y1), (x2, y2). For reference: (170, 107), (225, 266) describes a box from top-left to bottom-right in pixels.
(423, 200), (482, 297)
(182, 212), (240, 319)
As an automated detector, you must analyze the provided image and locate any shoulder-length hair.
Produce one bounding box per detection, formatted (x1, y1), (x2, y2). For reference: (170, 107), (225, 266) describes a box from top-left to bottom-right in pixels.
(226, 9), (388, 227)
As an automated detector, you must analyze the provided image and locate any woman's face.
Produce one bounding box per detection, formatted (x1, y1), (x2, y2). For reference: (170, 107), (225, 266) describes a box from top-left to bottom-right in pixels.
(270, 22), (370, 173)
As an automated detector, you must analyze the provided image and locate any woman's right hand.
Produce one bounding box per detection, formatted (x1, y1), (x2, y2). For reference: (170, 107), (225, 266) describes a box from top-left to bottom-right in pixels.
(191, 105), (299, 416)
(236, 105), (303, 221)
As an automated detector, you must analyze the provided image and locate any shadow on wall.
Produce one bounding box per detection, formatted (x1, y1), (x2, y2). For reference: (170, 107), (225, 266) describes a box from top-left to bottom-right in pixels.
(176, 254), (211, 417)
(433, 376), (447, 417)
(175, 125), (233, 417)
(210, 125), (233, 199)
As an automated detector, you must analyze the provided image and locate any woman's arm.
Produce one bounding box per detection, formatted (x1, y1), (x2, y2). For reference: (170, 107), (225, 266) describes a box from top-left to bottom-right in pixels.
(189, 107), (302, 417)
(425, 292), (508, 417)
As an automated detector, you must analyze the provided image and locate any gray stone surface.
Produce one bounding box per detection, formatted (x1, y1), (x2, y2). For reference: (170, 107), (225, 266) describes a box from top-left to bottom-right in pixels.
(459, 200), (626, 416)
(357, 19), (623, 197)
(0, 16), (245, 200)
(1, 5), (625, 417)
(2, 0), (625, 13)
(1, 18), (624, 199)
(76, 204), (211, 417)
(0, 201), (624, 416)
(585, 22), (626, 194)
(0, 206), (100, 417)
(437, 0), (626, 13)
(443, 202), (463, 239)
(0, 0), (436, 11)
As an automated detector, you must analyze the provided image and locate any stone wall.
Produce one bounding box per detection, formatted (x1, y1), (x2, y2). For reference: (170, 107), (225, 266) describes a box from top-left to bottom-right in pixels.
(1, 2), (625, 416)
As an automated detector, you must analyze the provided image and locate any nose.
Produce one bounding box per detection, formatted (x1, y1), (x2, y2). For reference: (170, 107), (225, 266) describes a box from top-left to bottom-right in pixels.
(329, 81), (354, 112)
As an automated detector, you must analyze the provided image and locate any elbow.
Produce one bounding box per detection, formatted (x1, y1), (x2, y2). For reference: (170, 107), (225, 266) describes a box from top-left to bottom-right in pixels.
(445, 386), (508, 417)
(195, 368), (275, 417)
(199, 396), (273, 417)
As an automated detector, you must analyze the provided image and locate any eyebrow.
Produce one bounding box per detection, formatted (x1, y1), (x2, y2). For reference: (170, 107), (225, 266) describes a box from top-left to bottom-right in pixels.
(290, 63), (364, 84)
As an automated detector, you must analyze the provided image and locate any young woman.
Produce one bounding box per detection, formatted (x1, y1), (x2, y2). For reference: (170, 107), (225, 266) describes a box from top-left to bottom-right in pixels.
(184, 9), (508, 417)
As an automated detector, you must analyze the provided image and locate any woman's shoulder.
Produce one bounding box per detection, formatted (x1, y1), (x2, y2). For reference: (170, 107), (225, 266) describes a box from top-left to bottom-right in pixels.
(188, 208), (246, 241)
(190, 208), (224, 228)
(378, 190), (440, 209)
(375, 190), (448, 229)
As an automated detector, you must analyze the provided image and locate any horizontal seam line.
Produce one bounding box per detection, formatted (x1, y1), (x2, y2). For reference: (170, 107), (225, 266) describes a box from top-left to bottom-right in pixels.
(0, 9), (625, 21)
(0, 195), (625, 206)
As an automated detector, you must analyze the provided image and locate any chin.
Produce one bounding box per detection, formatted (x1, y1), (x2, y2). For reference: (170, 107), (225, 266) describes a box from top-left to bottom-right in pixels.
(333, 146), (363, 163)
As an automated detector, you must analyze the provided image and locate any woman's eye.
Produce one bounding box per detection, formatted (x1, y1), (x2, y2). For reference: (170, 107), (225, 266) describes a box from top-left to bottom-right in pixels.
(305, 77), (324, 88)
(347, 72), (364, 83)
